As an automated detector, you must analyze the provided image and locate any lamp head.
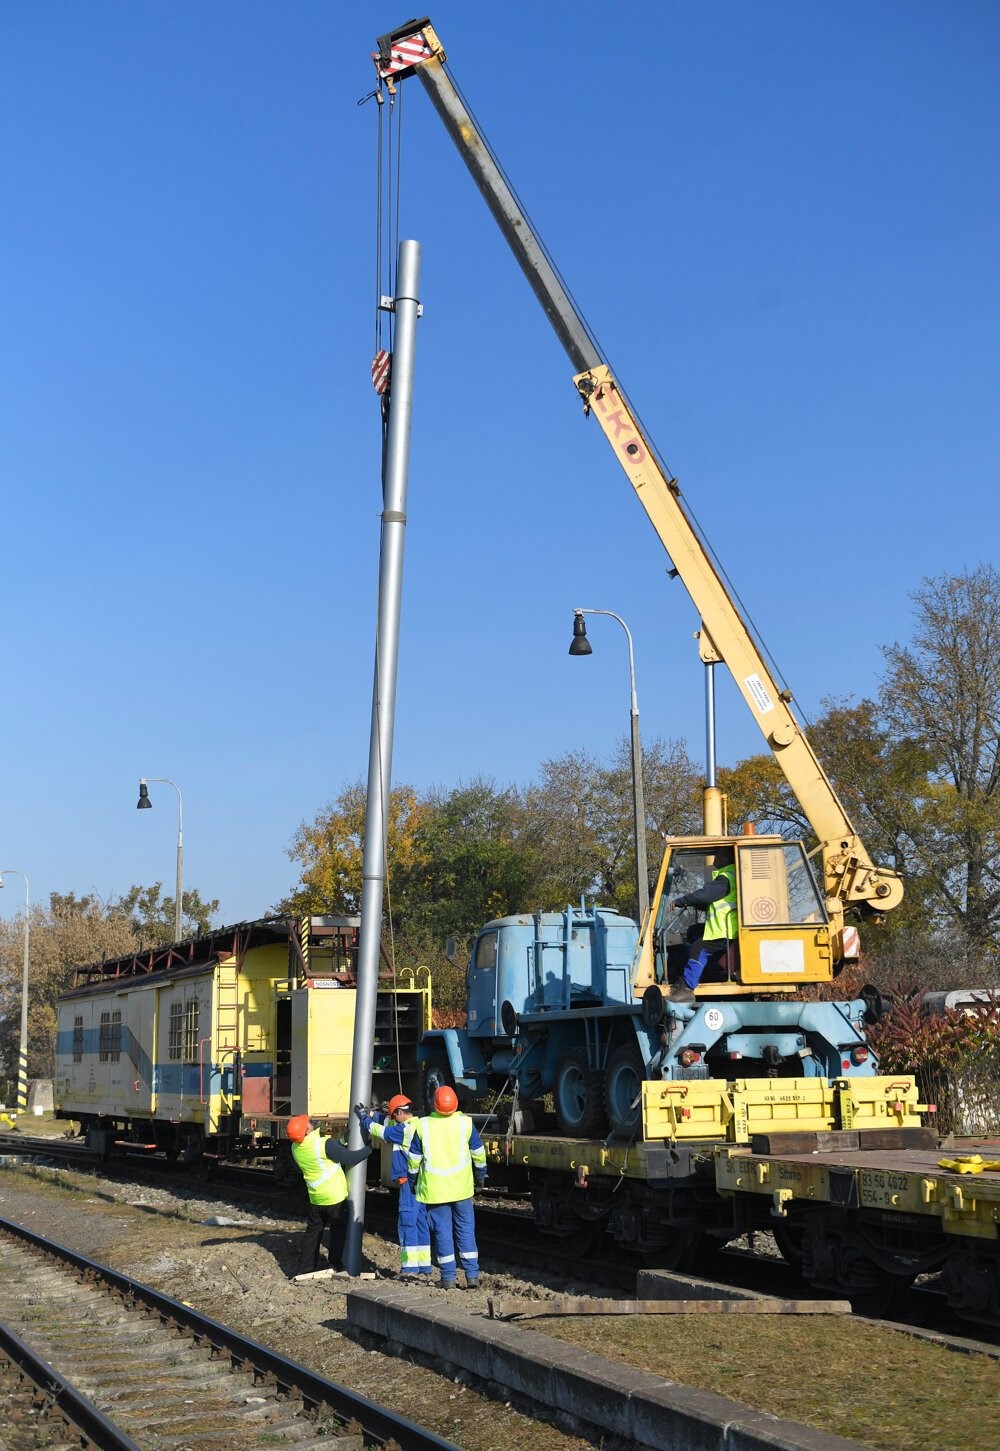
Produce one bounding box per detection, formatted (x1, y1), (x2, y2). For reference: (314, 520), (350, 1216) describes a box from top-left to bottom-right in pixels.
(568, 613), (592, 656)
(137, 781), (152, 810)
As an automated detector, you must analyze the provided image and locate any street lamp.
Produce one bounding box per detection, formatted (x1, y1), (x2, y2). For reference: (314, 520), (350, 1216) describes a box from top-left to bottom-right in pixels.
(137, 777), (184, 942)
(0, 868), (30, 1115)
(568, 608), (650, 924)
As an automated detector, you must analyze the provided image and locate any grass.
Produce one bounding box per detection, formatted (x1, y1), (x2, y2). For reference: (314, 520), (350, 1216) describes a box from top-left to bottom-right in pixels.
(535, 1312), (1000, 1451)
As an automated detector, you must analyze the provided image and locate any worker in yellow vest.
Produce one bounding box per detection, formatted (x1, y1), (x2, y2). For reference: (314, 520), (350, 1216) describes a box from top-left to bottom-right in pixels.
(406, 1085), (486, 1289)
(666, 848), (737, 1004)
(286, 1114), (371, 1276)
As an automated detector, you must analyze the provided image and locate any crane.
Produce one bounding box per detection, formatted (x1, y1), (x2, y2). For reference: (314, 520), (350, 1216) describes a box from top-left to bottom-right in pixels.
(372, 19), (902, 995)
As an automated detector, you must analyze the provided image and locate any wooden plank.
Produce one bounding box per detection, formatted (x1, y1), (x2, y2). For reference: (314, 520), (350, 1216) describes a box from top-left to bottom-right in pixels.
(853, 1127), (937, 1151)
(487, 1296), (851, 1320)
(750, 1131), (858, 1155)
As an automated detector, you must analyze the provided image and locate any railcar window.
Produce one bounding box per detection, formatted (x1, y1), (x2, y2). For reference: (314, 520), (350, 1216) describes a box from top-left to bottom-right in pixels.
(184, 1000), (200, 1063)
(73, 1015), (83, 1064)
(99, 1011), (112, 1062)
(110, 1010), (121, 1063)
(168, 1002), (183, 1061)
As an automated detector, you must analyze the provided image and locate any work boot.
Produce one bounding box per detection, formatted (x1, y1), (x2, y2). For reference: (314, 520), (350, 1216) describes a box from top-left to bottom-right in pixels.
(665, 982), (696, 1005)
(440, 1279), (456, 1290)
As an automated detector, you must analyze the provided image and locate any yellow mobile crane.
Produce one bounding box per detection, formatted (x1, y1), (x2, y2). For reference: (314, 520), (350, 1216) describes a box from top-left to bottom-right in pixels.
(373, 19), (902, 1002)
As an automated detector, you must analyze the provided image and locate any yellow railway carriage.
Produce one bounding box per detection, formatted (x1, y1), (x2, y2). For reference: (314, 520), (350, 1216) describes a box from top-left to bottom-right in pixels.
(54, 916), (430, 1166)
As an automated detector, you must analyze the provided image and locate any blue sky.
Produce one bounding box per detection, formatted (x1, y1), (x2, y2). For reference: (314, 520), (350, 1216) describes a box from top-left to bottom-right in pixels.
(2, 2), (997, 927)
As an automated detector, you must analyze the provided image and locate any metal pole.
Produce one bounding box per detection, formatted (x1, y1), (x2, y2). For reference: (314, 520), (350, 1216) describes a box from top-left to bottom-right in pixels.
(0, 870), (30, 1114)
(571, 609), (649, 924)
(344, 239), (422, 1274)
(705, 661), (717, 789)
(175, 793), (184, 942)
(139, 778), (184, 940)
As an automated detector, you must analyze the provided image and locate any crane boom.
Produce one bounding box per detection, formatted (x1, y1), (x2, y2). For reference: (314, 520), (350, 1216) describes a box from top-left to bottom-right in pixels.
(373, 20), (903, 927)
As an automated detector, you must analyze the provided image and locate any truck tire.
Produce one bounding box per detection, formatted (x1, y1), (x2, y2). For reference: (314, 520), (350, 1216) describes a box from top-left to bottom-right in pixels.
(554, 1047), (606, 1138)
(421, 1056), (456, 1115)
(604, 1041), (645, 1134)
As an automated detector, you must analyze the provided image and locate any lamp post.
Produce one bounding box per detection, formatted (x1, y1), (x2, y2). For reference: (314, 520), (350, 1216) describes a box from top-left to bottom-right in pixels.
(137, 777), (184, 942)
(569, 608), (650, 924)
(0, 869), (30, 1115)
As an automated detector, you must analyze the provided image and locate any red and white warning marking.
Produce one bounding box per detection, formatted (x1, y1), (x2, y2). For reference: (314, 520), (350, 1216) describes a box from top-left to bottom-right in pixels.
(371, 350), (391, 394)
(376, 32), (432, 78)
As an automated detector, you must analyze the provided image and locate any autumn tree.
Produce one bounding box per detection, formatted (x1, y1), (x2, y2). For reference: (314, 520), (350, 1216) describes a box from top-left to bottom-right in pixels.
(878, 565), (1000, 964)
(0, 892), (137, 1084)
(528, 736), (702, 917)
(278, 781), (429, 916)
(0, 882), (223, 1087)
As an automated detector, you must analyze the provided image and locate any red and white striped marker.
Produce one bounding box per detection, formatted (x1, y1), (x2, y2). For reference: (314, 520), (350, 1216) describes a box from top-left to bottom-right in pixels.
(371, 350), (391, 394)
(377, 32), (432, 77)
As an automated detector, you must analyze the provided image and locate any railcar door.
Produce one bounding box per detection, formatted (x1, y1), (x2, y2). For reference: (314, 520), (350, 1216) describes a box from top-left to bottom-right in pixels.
(155, 977), (214, 1125)
(121, 986), (156, 1118)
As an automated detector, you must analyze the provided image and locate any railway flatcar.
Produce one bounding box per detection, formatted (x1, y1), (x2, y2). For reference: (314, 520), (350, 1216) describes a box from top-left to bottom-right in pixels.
(481, 1075), (1000, 1329)
(54, 915), (430, 1167)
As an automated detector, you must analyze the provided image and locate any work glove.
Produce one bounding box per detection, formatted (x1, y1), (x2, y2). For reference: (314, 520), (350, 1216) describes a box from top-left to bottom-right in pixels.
(473, 1172), (486, 1190)
(407, 1175), (418, 1193)
(352, 1103), (369, 1122)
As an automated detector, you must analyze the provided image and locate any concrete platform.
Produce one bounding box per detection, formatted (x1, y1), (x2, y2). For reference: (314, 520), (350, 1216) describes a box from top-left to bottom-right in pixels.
(347, 1282), (868, 1451)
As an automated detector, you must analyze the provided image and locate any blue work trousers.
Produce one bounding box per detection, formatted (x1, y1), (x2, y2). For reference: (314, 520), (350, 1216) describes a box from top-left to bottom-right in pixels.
(684, 940), (729, 988)
(397, 1181), (432, 1275)
(427, 1197), (479, 1284)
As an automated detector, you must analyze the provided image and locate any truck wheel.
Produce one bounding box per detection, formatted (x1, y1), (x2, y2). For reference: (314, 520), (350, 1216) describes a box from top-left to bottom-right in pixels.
(421, 1057), (455, 1115)
(604, 1041), (645, 1134)
(554, 1048), (606, 1138)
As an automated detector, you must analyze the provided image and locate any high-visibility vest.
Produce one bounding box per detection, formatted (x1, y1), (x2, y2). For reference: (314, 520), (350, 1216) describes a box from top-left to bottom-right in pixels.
(371, 1117), (417, 1183)
(410, 1113), (476, 1204)
(291, 1129), (349, 1207)
(704, 864), (738, 944)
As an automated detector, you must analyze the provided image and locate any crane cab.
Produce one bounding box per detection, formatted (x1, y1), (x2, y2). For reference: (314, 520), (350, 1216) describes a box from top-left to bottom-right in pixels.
(640, 835), (833, 994)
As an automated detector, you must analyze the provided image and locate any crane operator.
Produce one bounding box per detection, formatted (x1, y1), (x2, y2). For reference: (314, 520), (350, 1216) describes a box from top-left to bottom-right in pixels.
(666, 848), (737, 1004)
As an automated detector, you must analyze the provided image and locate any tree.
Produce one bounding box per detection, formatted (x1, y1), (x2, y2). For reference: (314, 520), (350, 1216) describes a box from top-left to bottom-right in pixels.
(715, 698), (938, 959)
(278, 781), (429, 916)
(879, 566), (1000, 963)
(0, 892), (137, 1084)
(118, 883), (220, 947)
(400, 778), (543, 941)
(0, 882), (223, 1085)
(528, 736), (702, 918)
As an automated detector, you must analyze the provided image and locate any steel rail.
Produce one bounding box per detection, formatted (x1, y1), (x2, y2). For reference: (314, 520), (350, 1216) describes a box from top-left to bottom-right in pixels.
(0, 1215), (458, 1451)
(0, 1318), (144, 1451)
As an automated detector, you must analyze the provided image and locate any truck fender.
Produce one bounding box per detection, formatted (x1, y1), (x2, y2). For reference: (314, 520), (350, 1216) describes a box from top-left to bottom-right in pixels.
(418, 1028), (487, 1082)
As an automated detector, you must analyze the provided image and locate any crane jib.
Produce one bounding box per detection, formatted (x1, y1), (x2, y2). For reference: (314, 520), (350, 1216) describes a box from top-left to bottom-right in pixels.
(371, 17), (904, 928)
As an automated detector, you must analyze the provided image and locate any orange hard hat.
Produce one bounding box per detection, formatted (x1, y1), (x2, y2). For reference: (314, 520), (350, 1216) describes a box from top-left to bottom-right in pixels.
(286, 1114), (310, 1142)
(433, 1085), (459, 1115)
(387, 1094), (413, 1115)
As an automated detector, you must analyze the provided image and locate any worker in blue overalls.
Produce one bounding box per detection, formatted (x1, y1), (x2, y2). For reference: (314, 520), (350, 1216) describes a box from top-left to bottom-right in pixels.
(354, 1094), (432, 1278)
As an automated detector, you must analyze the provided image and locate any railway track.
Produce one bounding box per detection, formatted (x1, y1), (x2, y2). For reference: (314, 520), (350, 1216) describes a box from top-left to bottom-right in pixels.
(6, 1133), (998, 1348)
(0, 1214), (458, 1451)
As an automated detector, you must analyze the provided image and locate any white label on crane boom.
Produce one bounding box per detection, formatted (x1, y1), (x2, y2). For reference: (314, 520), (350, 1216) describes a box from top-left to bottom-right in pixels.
(744, 674), (775, 715)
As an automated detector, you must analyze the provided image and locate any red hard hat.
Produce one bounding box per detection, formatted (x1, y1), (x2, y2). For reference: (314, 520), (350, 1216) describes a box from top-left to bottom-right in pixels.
(433, 1085), (459, 1115)
(387, 1094), (413, 1115)
(286, 1114), (310, 1143)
